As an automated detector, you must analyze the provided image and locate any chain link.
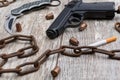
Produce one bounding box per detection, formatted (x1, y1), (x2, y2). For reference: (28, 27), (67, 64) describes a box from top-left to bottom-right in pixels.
(0, 0), (16, 7)
(109, 50), (120, 60)
(0, 35), (39, 75)
(0, 35), (120, 76)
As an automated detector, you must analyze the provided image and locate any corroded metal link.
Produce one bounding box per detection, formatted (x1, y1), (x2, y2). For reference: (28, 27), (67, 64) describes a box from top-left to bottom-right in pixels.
(61, 45), (77, 49)
(18, 66), (39, 76)
(0, 35), (33, 47)
(0, 35), (16, 43)
(48, 48), (65, 56)
(16, 62), (37, 70)
(0, 40), (5, 49)
(0, 35), (39, 75)
(15, 35), (33, 41)
(0, 68), (21, 74)
(31, 36), (37, 46)
(93, 49), (115, 56)
(16, 62), (40, 76)
(0, 35), (16, 48)
(75, 46), (97, 50)
(4, 37), (16, 44)
(74, 46), (97, 54)
(34, 56), (48, 68)
(0, 52), (24, 59)
(35, 49), (51, 62)
(16, 35), (33, 38)
(1, 35), (120, 76)
(61, 51), (82, 57)
(109, 50), (120, 60)
(60, 46), (96, 57)
(0, 0), (16, 7)
(0, 58), (8, 67)
(17, 50), (51, 75)
(0, 35), (39, 59)
(15, 50), (50, 76)
(60, 46), (82, 57)
(0, 2), (9, 7)
(17, 45), (39, 58)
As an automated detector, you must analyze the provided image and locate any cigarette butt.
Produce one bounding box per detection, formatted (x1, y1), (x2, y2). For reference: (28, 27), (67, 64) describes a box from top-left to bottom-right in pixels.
(83, 36), (117, 53)
(106, 36), (117, 43)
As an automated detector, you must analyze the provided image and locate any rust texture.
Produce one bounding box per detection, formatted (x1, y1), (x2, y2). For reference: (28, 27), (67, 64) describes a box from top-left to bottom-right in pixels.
(0, 0), (16, 7)
(0, 35), (120, 77)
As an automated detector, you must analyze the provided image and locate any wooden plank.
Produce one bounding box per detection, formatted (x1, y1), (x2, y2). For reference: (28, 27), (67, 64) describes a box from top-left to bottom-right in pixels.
(0, 0), (44, 79)
(0, 0), (120, 80)
(0, 0), (66, 80)
(27, 0), (69, 80)
(57, 0), (120, 80)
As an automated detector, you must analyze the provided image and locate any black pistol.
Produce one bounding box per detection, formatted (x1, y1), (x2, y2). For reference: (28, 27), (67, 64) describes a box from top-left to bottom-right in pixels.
(46, 0), (120, 39)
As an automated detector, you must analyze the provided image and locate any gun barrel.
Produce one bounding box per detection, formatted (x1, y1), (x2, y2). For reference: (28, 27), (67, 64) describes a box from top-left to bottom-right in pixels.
(73, 2), (115, 19)
(46, 1), (116, 39)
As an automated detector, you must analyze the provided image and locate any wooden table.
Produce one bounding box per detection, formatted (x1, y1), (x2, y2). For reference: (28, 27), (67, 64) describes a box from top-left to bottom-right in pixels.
(0, 0), (120, 80)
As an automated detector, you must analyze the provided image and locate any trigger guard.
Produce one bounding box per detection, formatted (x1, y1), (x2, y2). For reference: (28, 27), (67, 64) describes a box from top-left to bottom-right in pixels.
(68, 17), (81, 27)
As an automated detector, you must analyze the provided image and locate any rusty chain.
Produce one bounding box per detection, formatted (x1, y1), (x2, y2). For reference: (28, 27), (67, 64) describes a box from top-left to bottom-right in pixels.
(0, 35), (39, 75)
(0, 0), (16, 7)
(0, 35), (120, 76)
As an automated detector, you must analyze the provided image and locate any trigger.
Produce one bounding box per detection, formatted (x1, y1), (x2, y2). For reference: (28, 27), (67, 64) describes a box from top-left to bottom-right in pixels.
(68, 17), (81, 27)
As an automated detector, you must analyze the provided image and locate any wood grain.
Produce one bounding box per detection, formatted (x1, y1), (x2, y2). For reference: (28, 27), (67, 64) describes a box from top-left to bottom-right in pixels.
(0, 0), (120, 80)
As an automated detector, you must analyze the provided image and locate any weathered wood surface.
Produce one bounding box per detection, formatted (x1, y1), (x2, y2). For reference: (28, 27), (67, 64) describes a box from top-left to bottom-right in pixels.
(0, 0), (120, 80)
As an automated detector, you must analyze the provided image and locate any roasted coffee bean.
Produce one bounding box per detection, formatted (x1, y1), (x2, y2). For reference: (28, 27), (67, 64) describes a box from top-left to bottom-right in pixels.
(79, 22), (87, 31)
(69, 37), (79, 46)
(16, 23), (22, 32)
(45, 12), (54, 20)
(51, 66), (60, 77)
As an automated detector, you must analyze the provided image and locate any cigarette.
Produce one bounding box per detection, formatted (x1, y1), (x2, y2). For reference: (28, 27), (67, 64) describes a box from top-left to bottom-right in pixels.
(88, 36), (117, 47)
(82, 36), (117, 51)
